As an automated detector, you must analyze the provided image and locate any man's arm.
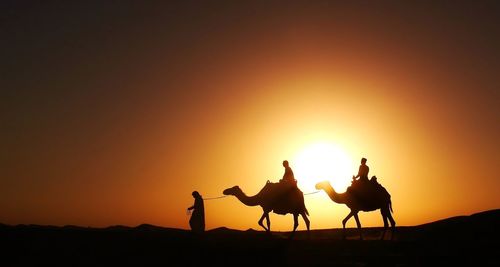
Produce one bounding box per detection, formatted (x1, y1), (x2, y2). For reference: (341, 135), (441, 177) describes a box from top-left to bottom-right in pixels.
(354, 165), (362, 178)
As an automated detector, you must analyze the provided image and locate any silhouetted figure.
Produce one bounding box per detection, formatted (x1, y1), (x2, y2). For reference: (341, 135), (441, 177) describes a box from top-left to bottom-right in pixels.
(353, 157), (369, 183)
(187, 191), (205, 233)
(280, 160), (296, 184)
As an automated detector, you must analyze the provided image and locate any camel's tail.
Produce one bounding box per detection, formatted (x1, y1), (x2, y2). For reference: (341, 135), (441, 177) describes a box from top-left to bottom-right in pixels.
(300, 200), (309, 216)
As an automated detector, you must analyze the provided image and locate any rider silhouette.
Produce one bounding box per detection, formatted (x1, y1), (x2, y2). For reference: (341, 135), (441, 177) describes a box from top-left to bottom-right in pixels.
(280, 160), (296, 184)
(353, 158), (369, 183)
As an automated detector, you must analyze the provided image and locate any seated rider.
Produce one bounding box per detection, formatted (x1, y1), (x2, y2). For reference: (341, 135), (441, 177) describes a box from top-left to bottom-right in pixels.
(352, 157), (369, 183)
(280, 160), (296, 185)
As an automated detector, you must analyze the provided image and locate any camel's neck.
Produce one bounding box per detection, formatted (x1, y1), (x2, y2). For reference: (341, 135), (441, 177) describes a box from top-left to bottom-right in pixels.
(234, 191), (260, 206)
(322, 184), (346, 204)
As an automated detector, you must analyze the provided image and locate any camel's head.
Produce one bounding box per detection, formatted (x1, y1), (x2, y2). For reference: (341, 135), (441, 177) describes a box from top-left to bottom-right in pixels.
(223, 186), (242, 196)
(315, 180), (331, 190)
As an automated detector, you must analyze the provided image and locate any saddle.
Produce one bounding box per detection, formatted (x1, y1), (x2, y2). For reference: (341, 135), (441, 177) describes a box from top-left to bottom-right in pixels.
(262, 180), (303, 215)
(347, 176), (384, 200)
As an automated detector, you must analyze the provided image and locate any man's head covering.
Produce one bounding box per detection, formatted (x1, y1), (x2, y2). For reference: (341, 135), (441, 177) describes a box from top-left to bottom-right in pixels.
(192, 191), (201, 198)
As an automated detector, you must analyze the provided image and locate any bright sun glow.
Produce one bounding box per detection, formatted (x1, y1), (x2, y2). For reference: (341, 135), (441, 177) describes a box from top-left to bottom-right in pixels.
(292, 142), (354, 192)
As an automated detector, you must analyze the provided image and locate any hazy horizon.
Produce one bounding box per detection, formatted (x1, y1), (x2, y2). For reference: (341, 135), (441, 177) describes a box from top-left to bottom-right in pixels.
(3, 208), (498, 231)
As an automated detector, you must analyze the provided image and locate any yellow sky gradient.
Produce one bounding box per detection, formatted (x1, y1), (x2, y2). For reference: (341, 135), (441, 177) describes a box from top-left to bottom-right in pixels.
(164, 67), (495, 231)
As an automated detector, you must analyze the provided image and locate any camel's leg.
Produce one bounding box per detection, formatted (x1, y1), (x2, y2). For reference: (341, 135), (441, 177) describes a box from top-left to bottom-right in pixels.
(265, 212), (271, 232)
(353, 213), (363, 240)
(301, 212), (310, 232)
(342, 211), (355, 240)
(301, 212), (311, 239)
(380, 208), (389, 240)
(293, 213), (299, 232)
(287, 213), (299, 239)
(258, 212), (269, 232)
(387, 210), (396, 240)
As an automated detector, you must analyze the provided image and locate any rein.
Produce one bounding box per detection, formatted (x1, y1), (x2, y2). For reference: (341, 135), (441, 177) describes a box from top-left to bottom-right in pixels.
(202, 195), (228, 201)
(303, 190), (321, 195)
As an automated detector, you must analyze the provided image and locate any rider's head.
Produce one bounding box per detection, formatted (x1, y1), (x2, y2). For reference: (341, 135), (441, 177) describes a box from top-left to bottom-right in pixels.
(283, 160), (289, 167)
(192, 191), (201, 198)
(361, 158), (367, 164)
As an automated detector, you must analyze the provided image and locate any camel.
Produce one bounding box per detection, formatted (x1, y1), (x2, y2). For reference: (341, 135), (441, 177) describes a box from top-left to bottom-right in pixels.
(315, 179), (396, 240)
(223, 181), (310, 236)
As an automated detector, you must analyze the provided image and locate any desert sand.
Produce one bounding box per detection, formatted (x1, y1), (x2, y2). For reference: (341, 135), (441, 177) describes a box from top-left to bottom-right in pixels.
(2, 209), (498, 266)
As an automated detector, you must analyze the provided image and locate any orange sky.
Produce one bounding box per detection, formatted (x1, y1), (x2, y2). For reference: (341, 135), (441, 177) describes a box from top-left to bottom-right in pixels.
(1, 2), (499, 231)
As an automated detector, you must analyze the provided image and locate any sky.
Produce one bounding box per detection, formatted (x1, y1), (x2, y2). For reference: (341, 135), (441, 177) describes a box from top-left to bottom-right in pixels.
(1, 1), (499, 231)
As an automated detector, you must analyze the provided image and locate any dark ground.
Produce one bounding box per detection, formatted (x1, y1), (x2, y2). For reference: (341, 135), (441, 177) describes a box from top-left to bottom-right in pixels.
(1, 209), (499, 267)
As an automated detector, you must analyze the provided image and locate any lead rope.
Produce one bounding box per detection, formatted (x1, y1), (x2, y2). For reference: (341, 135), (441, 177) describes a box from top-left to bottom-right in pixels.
(303, 190), (321, 195)
(202, 190), (320, 201)
(202, 195), (228, 201)
(189, 191), (320, 215)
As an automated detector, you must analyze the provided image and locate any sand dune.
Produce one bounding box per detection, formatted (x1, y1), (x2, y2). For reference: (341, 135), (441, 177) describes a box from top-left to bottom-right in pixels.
(1, 209), (498, 266)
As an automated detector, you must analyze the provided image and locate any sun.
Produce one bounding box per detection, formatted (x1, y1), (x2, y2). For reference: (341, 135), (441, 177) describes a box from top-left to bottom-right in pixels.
(292, 142), (354, 193)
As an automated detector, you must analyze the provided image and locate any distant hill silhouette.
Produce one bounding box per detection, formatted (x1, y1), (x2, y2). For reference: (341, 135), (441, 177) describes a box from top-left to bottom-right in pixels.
(1, 209), (498, 266)
(418, 208), (500, 227)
